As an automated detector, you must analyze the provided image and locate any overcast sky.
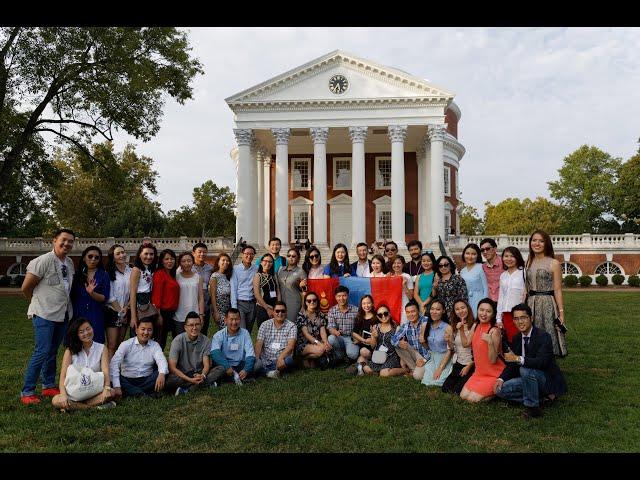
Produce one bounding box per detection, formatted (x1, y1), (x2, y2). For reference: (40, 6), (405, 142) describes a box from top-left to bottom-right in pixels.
(113, 27), (640, 216)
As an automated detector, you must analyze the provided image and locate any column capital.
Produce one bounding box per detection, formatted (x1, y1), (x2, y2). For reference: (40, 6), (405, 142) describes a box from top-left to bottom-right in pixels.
(272, 128), (291, 145)
(387, 125), (408, 142)
(348, 126), (368, 143)
(416, 143), (425, 160)
(309, 127), (329, 144)
(251, 137), (261, 152)
(233, 128), (253, 146)
(427, 124), (448, 142)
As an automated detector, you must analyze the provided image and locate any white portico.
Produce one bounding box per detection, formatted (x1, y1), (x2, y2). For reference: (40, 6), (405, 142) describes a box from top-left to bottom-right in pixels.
(226, 50), (466, 250)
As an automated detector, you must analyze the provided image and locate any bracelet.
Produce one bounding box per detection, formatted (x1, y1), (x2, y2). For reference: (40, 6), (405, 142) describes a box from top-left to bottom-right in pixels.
(559, 309), (564, 312)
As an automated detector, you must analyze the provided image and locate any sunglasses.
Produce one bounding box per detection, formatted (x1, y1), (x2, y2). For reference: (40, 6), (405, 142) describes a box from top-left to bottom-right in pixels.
(422, 250), (433, 255)
(309, 254), (320, 259)
(385, 248), (397, 252)
(480, 247), (493, 252)
(376, 311), (390, 318)
(274, 309), (287, 314)
(61, 264), (68, 278)
(438, 263), (450, 268)
(86, 254), (101, 260)
(286, 254), (298, 258)
(306, 298), (318, 303)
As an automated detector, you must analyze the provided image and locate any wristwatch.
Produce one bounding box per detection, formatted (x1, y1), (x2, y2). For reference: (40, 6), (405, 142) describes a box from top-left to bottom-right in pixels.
(104, 386), (112, 391)
(314, 340), (319, 344)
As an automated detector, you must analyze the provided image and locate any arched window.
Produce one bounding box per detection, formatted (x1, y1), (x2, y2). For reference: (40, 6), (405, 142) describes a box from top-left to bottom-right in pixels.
(595, 262), (623, 275)
(561, 262), (581, 275)
(8, 263), (27, 277)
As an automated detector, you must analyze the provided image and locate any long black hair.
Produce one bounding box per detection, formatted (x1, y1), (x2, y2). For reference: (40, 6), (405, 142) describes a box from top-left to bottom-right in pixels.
(106, 244), (127, 282)
(65, 317), (93, 354)
(134, 242), (158, 273)
(423, 299), (448, 347)
(328, 243), (350, 277)
(158, 249), (178, 278)
(302, 246), (321, 274)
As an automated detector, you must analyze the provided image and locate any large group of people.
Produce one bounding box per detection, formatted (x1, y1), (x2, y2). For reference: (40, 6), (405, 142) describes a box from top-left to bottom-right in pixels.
(19, 229), (568, 419)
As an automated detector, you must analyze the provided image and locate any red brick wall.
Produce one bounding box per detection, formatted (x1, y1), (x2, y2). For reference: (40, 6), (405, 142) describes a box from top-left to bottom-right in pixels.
(445, 110), (458, 139)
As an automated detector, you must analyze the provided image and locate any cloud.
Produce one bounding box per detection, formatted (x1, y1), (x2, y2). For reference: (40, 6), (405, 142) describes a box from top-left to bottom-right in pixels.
(112, 27), (640, 216)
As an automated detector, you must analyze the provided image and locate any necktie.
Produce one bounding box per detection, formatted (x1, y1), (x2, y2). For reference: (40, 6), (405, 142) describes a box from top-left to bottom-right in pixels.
(523, 336), (530, 355)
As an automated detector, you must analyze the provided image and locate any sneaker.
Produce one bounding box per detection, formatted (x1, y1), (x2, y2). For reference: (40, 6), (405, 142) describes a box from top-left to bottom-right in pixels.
(97, 401), (116, 410)
(209, 382), (218, 390)
(266, 370), (281, 379)
(175, 387), (190, 396)
(356, 363), (364, 376)
(41, 387), (60, 397)
(20, 395), (41, 404)
(233, 372), (243, 386)
(345, 363), (358, 375)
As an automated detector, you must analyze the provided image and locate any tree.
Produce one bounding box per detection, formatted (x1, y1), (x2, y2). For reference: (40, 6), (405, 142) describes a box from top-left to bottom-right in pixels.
(50, 142), (165, 237)
(611, 152), (640, 232)
(166, 181), (236, 238)
(0, 27), (203, 220)
(458, 201), (484, 235)
(483, 197), (565, 235)
(547, 145), (621, 233)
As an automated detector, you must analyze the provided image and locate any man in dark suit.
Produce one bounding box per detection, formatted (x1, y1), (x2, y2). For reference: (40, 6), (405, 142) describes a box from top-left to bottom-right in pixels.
(350, 242), (373, 277)
(494, 303), (567, 419)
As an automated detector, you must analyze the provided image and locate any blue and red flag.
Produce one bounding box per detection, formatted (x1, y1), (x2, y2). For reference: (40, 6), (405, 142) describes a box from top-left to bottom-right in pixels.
(307, 276), (404, 324)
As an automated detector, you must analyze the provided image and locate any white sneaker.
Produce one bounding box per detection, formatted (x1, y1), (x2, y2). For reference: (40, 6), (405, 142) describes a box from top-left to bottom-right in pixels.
(357, 363), (364, 376)
(233, 371), (243, 386)
(266, 370), (281, 379)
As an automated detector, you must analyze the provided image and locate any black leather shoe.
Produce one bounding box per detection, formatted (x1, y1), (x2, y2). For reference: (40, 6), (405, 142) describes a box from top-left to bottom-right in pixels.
(520, 407), (542, 419)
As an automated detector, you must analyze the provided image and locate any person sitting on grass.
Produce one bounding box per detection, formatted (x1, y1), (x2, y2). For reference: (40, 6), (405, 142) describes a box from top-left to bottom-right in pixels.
(360, 304), (405, 378)
(110, 317), (168, 398)
(254, 301), (296, 379)
(210, 308), (257, 385)
(391, 300), (429, 380)
(494, 303), (567, 419)
(166, 312), (224, 396)
(52, 317), (115, 411)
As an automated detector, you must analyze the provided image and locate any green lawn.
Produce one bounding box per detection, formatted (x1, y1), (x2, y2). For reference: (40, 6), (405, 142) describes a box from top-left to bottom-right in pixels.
(1, 292), (638, 453)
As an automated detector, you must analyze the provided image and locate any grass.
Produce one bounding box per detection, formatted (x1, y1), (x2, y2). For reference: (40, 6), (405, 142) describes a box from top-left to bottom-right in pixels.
(1, 291), (639, 453)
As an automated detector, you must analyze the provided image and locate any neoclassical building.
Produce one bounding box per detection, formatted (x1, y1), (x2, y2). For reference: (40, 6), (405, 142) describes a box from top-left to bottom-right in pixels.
(226, 50), (465, 250)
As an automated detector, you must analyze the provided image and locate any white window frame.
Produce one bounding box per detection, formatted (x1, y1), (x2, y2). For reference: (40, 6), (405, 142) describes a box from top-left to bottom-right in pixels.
(291, 158), (311, 191)
(595, 262), (623, 276)
(373, 195), (392, 241)
(289, 197), (313, 243)
(444, 166), (451, 196)
(444, 201), (453, 240)
(561, 262), (581, 276)
(333, 157), (352, 190)
(375, 156), (391, 190)
(7, 262), (27, 277)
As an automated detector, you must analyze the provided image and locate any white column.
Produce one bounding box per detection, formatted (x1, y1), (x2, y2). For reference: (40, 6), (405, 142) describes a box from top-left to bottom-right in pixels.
(263, 155), (271, 248)
(388, 125), (408, 249)
(256, 146), (265, 248)
(428, 124), (447, 250)
(233, 129), (254, 244)
(416, 143), (424, 242)
(349, 126), (368, 247)
(310, 127), (329, 248)
(420, 136), (431, 243)
(272, 128), (291, 244)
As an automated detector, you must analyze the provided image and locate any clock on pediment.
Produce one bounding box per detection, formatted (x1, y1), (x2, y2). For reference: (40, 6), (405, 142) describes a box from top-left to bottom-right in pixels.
(328, 74), (349, 95)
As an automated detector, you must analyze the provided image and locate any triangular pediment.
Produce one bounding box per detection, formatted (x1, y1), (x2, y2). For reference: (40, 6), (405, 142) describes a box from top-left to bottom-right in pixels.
(226, 50), (454, 110)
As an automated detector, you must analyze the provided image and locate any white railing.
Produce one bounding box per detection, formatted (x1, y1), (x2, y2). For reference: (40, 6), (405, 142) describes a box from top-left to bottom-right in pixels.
(449, 233), (640, 251)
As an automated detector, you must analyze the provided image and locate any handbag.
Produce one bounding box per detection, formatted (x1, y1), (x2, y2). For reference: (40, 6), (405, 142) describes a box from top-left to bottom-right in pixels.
(136, 292), (158, 320)
(318, 349), (338, 371)
(64, 365), (104, 401)
(371, 349), (388, 365)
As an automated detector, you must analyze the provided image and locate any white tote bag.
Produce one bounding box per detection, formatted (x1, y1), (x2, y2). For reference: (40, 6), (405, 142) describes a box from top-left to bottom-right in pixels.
(64, 365), (104, 401)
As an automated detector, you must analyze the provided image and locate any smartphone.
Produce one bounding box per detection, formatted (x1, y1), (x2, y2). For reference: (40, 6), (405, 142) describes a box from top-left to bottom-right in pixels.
(362, 330), (371, 338)
(554, 318), (568, 334)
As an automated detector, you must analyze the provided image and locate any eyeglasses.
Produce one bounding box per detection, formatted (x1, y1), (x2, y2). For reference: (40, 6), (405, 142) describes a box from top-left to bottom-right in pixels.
(86, 254), (101, 260)
(309, 254), (319, 260)
(61, 265), (68, 278)
(376, 311), (390, 318)
(513, 315), (530, 322)
(185, 323), (201, 328)
(438, 263), (450, 268)
(480, 247), (493, 252)
(274, 309), (286, 314)
(306, 298), (318, 303)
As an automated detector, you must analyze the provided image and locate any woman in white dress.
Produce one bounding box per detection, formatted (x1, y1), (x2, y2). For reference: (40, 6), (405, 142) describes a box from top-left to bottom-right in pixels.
(174, 252), (204, 336)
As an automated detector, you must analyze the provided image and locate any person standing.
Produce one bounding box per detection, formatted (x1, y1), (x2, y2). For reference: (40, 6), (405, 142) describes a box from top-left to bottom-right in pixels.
(174, 252), (204, 338)
(231, 245), (259, 334)
(105, 244), (132, 359)
(256, 237), (288, 273)
(277, 248), (307, 324)
(496, 246), (526, 343)
(302, 246), (324, 279)
(210, 253), (233, 329)
(414, 251), (436, 316)
(459, 243), (488, 317)
(192, 242), (214, 337)
(323, 243), (352, 278)
(20, 229), (76, 404)
(403, 240), (424, 281)
(152, 249), (180, 350)
(525, 230), (568, 357)
(350, 242), (372, 277)
(480, 238), (503, 303)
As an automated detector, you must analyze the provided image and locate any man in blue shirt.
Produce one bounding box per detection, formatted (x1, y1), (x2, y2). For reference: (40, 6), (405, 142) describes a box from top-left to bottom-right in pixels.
(210, 308), (256, 385)
(231, 245), (259, 333)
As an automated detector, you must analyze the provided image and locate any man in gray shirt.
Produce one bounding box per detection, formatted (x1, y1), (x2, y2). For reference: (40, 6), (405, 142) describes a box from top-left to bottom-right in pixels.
(20, 228), (76, 404)
(166, 312), (224, 395)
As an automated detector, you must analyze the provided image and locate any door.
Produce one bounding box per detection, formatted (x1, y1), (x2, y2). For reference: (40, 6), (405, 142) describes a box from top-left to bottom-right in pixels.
(330, 204), (352, 247)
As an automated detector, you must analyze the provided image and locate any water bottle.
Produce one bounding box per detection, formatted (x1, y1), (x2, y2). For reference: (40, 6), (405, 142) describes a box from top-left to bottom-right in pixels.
(116, 310), (125, 327)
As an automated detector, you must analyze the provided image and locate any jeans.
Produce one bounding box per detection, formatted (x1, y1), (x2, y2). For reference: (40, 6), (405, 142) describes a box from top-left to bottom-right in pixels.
(165, 366), (224, 391)
(22, 315), (68, 397)
(120, 371), (160, 397)
(254, 356), (295, 375)
(237, 300), (256, 334)
(497, 367), (548, 408)
(328, 335), (360, 361)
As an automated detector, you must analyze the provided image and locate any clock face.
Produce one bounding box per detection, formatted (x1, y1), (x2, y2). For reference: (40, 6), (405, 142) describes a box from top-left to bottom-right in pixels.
(328, 74), (349, 95)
